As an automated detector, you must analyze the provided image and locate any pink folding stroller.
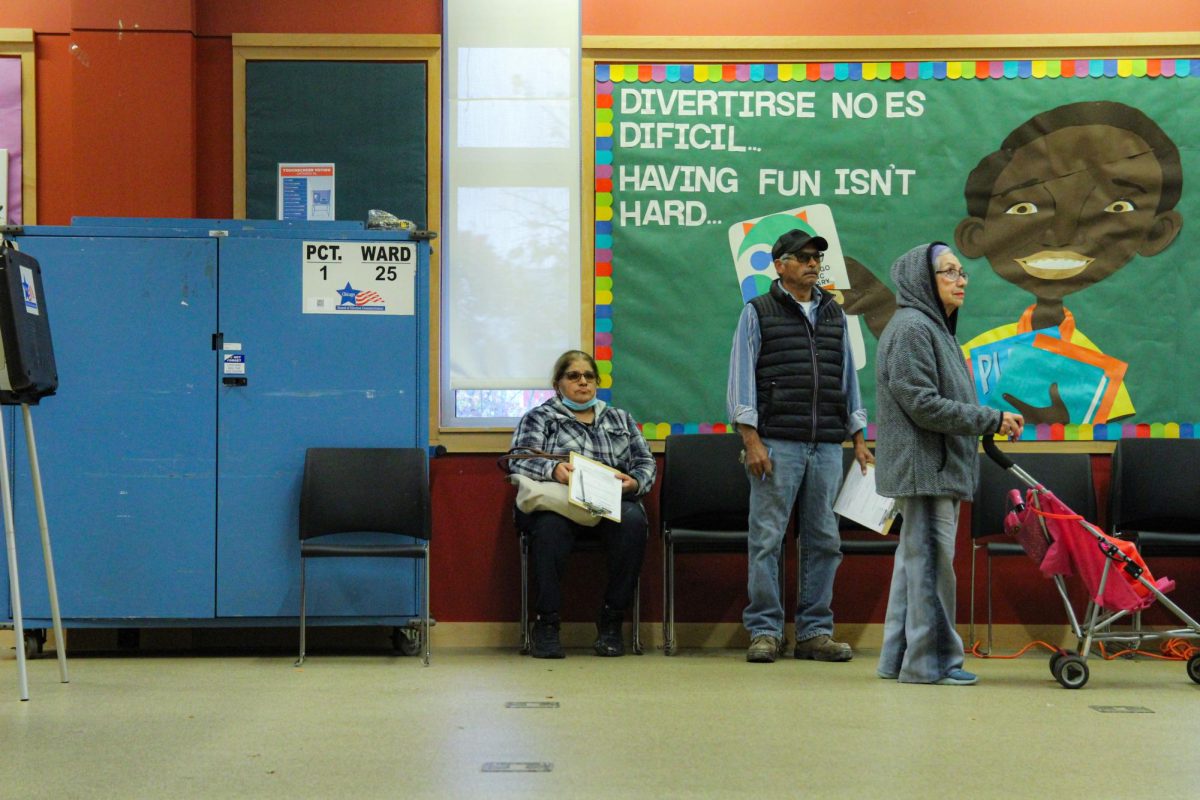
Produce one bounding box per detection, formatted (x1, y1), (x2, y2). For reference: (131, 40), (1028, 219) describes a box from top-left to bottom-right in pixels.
(984, 436), (1200, 689)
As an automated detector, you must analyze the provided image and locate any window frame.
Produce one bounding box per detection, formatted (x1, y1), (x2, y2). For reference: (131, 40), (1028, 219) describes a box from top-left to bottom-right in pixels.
(1, 28), (38, 224)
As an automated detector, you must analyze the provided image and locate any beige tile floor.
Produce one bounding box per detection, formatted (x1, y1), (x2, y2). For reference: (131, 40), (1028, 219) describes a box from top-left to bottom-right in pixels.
(3, 640), (1199, 800)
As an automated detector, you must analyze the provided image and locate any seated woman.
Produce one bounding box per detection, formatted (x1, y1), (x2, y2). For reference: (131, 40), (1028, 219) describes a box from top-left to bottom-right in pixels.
(507, 350), (656, 658)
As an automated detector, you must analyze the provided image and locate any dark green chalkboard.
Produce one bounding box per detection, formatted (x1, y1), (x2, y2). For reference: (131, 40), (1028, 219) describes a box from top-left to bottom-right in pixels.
(246, 60), (427, 225)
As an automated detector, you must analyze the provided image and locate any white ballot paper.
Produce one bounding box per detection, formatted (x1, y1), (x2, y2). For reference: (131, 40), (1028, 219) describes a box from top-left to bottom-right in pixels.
(568, 451), (623, 523)
(834, 462), (897, 534)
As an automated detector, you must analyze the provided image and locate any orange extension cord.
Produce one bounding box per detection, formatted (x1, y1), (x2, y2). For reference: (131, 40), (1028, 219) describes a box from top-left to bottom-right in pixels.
(967, 638), (1200, 661)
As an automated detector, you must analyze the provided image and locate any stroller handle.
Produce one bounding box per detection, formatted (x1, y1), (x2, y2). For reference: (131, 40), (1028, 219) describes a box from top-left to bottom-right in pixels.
(982, 434), (1014, 470)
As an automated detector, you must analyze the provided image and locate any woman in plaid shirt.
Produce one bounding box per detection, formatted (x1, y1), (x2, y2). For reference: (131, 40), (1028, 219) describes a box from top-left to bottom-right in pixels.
(509, 350), (656, 659)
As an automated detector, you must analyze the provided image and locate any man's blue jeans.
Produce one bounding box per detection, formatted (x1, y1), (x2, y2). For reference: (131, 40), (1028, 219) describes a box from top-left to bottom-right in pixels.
(744, 438), (844, 641)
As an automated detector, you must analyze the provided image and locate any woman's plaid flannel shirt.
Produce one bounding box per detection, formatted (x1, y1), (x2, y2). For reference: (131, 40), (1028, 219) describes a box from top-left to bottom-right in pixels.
(507, 397), (656, 496)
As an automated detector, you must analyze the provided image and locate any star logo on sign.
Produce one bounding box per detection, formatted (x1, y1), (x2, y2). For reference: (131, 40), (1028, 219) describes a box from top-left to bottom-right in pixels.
(336, 282), (359, 304)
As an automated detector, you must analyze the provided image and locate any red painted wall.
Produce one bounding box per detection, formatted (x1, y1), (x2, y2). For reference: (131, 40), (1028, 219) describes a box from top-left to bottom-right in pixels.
(68, 29), (197, 217)
(195, 0), (439, 36)
(69, 0), (195, 32)
(12, 1), (1199, 631)
(195, 36), (231, 218)
(0, 0), (71, 31)
(33, 35), (74, 226)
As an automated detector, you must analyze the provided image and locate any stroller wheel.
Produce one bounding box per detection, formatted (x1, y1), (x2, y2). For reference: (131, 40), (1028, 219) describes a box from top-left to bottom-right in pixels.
(1054, 655), (1090, 689)
(1049, 651), (1066, 677)
(1187, 654), (1200, 685)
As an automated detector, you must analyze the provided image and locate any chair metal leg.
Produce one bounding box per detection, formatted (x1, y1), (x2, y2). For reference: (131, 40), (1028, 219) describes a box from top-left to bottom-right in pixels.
(519, 532), (530, 654)
(968, 541), (981, 654)
(986, 552), (995, 656)
(631, 580), (643, 654)
(421, 548), (431, 667)
(664, 539), (676, 655)
(295, 559), (307, 666)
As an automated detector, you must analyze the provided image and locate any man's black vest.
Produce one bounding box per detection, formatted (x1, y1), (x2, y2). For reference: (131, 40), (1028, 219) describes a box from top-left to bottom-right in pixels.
(749, 280), (848, 443)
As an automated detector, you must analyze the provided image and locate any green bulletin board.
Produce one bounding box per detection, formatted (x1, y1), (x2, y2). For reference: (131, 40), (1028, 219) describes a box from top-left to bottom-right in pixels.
(594, 57), (1200, 442)
(245, 60), (427, 225)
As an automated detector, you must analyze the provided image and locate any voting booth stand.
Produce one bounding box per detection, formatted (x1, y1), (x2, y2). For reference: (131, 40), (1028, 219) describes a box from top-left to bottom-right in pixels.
(0, 238), (68, 701)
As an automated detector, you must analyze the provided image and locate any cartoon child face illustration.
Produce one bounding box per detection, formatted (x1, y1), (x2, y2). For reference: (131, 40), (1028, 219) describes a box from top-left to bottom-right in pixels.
(955, 101), (1183, 325)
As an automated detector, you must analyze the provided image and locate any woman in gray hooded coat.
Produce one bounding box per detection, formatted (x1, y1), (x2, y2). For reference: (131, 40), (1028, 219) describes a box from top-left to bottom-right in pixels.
(874, 242), (1024, 685)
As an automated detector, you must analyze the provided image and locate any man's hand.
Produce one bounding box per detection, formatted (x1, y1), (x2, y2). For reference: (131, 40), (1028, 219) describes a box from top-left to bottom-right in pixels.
(738, 424), (772, 480)
(552, 462), (574, 484)
(616, 472), (638, 494)
(853, 438), (875, 475)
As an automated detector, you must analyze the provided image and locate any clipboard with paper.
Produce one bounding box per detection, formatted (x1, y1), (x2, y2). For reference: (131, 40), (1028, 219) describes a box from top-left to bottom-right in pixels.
(833, 462), (897, 535)
(568, 451), (623, 523)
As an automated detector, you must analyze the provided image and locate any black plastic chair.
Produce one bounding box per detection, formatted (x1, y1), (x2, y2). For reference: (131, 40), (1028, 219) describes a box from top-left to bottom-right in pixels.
(1109, 439), (1200, 558)
(661, 433), (772, 656)
(970, 450), (1095, 654)
(296, 448), (432, 666)
(1108, 439), (1200, 648)
(517, 514), (643, 655)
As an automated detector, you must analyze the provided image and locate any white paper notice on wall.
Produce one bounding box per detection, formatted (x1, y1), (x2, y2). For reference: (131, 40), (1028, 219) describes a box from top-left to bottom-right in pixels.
(301, 240), (416, 316)
(277, 163), (335, 221)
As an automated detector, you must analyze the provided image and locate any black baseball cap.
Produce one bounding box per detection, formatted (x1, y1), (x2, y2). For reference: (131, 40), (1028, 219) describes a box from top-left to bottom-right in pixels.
(771, 228), (829, 260)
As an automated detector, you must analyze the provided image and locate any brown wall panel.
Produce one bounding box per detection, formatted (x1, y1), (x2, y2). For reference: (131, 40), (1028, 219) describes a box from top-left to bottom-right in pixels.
(195, 35), (230, 218)
(33, 34), (73, 224)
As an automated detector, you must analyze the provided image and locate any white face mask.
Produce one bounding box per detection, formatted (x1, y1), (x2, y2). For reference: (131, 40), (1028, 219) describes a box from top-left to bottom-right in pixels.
(560, 395), (598, 411)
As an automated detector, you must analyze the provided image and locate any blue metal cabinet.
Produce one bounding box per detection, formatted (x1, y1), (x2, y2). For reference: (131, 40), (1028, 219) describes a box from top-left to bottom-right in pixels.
(1, 221), (429, 628)
(1, 230), (219, 620)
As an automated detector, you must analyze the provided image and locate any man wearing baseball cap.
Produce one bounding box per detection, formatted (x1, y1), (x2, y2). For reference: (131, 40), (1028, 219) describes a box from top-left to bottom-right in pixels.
(727, 228), (873, 664)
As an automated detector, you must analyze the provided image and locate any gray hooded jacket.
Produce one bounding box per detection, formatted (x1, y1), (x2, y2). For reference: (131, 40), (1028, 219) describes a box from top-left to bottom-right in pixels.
(874, 243), (1003, 500)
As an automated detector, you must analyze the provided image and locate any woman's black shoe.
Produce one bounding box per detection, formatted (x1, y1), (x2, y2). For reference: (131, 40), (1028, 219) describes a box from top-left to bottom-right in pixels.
(593, 606), (625, 657)
(530, 615), (565, 659)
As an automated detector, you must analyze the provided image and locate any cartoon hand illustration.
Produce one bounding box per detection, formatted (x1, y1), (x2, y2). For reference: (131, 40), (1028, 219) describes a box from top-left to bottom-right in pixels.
(838, 256), (896, 339)
(1000, 383), (1070, 426)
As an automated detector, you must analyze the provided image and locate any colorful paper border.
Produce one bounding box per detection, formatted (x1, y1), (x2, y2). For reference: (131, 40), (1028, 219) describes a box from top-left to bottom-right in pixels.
(596, 59), (1199, 85)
